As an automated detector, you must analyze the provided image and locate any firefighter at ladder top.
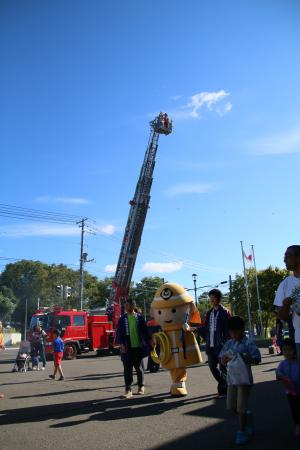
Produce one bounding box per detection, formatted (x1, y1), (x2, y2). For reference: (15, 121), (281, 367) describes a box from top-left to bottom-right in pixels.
(164, 113), (169, 128)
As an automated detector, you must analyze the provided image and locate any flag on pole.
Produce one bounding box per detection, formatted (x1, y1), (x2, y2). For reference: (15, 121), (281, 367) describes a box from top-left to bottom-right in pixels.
(243, 251), (253, 263)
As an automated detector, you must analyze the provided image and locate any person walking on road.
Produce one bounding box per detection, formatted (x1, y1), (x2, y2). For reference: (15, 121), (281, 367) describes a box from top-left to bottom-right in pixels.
(199, 289), (230, 397)
(275, 245), (300, 362)
(115, 298), (151, 399)
(49, 330), (65, 381)
(0, 321), (5, 399)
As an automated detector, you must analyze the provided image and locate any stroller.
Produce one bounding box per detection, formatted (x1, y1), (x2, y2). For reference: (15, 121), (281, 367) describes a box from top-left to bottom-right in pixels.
(12, 340), (32, 372)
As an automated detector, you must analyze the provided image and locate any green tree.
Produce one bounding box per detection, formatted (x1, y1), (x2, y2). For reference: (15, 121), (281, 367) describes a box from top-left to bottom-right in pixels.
(0, 292), (15, 321)
(132, 277), (166, 317)
(88, 277), (113, 309)
(230, 266), (289, 332)
(0, 260), (108, 323)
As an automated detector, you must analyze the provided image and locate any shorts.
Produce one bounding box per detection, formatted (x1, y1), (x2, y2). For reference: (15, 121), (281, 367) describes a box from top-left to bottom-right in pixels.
(227, 385), (252, 413)
(53, 352), (63, 367)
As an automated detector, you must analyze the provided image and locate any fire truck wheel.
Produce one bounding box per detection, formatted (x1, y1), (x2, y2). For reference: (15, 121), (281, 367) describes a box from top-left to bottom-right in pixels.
(64, 343), (77, 360)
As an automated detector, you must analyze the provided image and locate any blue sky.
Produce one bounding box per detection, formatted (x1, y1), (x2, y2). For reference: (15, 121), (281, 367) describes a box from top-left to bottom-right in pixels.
(1, 0), (300, 292)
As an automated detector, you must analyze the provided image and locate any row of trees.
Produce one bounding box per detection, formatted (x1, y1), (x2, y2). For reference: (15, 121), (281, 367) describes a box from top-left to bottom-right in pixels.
(0, 260), (165, 327)
(229, 266), (289, 331)
(0, 259), (289, 332)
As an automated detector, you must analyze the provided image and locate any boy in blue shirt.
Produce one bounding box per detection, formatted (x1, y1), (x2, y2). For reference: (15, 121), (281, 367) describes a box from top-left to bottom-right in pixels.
(49, 330), (65, 381)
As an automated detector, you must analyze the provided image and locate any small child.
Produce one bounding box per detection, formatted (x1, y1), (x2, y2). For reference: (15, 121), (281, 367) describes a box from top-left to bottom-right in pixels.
(219, 316), (261, 445)
(49, 330), (65, 381)
(276, 338), (300, 438)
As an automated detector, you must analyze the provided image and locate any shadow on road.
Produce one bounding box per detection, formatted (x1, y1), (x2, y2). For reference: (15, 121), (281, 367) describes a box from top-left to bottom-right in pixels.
(0, 379), (298, 450)
(11, 386), (124, 399)
(69, 372), (124, 381)
(155, 380), (298, 450)
(0, 392), (213, 427)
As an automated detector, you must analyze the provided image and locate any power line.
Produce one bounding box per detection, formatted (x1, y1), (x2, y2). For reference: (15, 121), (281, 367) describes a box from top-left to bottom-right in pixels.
(0, 203), (85, 225)
(0, 203), (80, 219)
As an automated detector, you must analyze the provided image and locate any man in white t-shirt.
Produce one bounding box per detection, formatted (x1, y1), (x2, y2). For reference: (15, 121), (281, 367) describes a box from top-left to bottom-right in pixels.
(274, 245), (300, 362)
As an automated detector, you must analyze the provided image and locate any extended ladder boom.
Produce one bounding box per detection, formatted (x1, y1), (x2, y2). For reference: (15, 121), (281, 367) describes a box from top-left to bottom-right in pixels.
(108, 113), (172, 327)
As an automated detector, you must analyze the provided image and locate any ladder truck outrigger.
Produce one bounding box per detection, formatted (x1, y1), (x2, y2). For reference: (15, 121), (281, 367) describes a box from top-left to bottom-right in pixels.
(108, 112), (173, 332)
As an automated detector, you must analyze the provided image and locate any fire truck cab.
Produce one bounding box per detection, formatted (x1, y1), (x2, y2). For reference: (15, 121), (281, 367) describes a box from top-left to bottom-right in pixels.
(30, 307), (114, 359)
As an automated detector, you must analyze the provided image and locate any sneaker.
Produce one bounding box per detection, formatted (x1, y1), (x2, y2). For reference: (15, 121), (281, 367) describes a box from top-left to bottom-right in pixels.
(295, 425), (300, 438)
(58, 376), (65, 381)
(41, 367), (45, 371)
(137, 386), (145, 395)
(49, 375), (55, 380)
(32, 367), (37, 371)
(235, 431), (248, 445)
(121, 389), (133, 399)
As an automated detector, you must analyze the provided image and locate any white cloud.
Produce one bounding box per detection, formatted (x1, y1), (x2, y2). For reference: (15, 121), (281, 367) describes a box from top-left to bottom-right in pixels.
(35, 196), (90, 205)
(171, 90), (232, 120)
(1, 224), (80, 238)
(96, 224), (118, 235)
(141, 261), (183, 273)
(164, 182), (214, 196)
(249, 126), (300, 155)
(105, 264), (117, 273)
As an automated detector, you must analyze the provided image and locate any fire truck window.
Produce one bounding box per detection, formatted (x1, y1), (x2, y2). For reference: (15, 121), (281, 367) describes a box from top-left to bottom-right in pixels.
(54, 316), (71, 329)
(30, 315), (52, 330)
(73, 315), (85, 326)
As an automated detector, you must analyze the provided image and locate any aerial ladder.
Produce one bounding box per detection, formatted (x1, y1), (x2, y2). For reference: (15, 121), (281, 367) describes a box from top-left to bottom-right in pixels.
(108, 113), (173, 329)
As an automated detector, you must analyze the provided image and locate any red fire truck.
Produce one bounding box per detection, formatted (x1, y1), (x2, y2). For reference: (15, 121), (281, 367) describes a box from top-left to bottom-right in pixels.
(30, 307), (114, 359)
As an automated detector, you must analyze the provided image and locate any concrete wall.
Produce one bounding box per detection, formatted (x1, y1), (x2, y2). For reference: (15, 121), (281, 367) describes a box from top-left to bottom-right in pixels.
(3, 332), (22, 346)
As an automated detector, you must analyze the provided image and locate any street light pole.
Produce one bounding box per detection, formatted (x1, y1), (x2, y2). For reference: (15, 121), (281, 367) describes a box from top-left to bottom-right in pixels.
(192, 274), (198, 307)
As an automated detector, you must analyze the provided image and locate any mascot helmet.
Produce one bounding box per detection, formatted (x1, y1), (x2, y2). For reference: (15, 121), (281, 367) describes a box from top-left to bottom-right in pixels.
(151, 282), (194, 309)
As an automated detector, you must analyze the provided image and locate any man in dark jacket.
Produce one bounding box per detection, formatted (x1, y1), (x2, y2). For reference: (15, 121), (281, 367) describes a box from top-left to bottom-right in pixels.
(199, 289), (230, 397)
(115, 298), (151, 399)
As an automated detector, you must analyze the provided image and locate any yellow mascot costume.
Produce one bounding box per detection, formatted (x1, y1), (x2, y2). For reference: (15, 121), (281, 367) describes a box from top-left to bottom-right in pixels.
(150, 282), (202, 396)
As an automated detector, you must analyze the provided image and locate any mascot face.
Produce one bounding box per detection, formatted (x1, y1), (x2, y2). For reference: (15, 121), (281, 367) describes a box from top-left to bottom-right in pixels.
(153, 303), (190, 329)
(151, 283), (194, 330)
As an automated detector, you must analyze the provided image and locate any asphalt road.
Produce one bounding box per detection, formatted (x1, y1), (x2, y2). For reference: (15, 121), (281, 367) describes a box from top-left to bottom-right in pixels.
(0, 348), (297, 450)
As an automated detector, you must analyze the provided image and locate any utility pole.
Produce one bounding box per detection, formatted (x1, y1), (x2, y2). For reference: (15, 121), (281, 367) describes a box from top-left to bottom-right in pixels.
(78, 218), (87, 311)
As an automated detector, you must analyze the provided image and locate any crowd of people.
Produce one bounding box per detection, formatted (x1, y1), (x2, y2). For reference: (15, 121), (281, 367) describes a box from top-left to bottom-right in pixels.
(0, 245), (300, 444)
(114, 245), (300, 444)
